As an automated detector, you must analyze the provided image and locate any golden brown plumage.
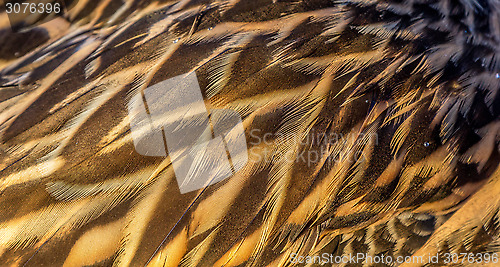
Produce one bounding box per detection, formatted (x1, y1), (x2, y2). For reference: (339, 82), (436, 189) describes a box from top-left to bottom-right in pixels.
(0, 0), (499, 266)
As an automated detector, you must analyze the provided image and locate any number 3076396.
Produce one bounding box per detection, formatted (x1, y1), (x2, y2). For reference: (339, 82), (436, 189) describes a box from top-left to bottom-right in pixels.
(5, 2), (61, 14)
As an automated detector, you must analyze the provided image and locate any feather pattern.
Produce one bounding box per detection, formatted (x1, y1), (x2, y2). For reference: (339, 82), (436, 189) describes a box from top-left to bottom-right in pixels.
(0, 0), (499, 266)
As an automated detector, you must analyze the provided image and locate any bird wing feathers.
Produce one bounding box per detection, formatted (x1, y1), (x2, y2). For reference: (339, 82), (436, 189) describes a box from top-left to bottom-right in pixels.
(0, 0), (499, 266)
